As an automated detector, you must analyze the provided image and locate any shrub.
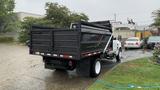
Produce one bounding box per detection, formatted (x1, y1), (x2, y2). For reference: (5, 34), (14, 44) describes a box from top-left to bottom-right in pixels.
(153, 43), (160, 62)
(18, 30), (29, 43)
(0, 37), (14, 43)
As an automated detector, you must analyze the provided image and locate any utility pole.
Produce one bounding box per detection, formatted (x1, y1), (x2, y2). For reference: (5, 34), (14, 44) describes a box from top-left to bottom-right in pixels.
(114, 13), (117, 22)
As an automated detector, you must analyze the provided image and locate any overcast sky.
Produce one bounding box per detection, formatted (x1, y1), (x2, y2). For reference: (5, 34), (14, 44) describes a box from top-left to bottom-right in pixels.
(14, 0), (160, 25)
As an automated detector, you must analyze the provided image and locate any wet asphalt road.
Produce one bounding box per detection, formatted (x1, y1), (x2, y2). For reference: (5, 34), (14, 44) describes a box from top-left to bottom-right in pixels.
(0, 43), (152, 90)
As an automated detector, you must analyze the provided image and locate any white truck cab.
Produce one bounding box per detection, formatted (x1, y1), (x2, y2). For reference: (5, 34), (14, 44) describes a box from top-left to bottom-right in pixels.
(103, 36), (122, 62)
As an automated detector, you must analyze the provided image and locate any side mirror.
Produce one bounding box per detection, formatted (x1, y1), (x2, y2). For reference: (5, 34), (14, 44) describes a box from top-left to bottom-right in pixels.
(113, 37), (117, 40)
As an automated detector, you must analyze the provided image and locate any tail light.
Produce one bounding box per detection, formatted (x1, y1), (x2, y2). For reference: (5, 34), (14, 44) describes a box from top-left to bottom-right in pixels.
(136, 42), (139, 45)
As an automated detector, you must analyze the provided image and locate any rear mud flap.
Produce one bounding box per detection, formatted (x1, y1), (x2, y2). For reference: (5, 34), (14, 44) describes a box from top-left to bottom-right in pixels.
(76, 59), (91, 76)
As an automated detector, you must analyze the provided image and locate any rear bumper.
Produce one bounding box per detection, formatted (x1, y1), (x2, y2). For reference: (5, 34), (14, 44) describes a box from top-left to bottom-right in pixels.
(124, 45), (141, 48)
(43, 56), (76, 70)
(45, 62), (67, 70)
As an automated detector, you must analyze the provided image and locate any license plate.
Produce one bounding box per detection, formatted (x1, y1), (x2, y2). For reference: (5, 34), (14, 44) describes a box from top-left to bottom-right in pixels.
(128, 43), (133, 45)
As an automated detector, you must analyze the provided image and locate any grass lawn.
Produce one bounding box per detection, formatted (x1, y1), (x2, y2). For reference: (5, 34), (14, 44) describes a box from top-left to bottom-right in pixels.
(88, 58), (160, 90)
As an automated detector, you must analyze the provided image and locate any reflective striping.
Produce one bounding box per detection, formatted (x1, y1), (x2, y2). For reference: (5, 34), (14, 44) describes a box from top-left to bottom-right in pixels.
(53, 54), (57, 56)
(51, 54), (73, 59)
(47, 53), (51, 56)
(93, 52), (97, 55)
(69, 56), (73, 58)
(60, 55), (64, 57)
(88, 53), (92, 56)
(82, 51), (102, 57)
(35, 52), (40, 55)
(40, 53), (44, 55)
(59, 54), (73, 59)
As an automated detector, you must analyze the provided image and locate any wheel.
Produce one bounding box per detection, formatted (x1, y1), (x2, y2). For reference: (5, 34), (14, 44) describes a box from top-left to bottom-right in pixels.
(116, 49), (122, 63)
(125, 47), (128, 50)
(90, 59), (101, 77)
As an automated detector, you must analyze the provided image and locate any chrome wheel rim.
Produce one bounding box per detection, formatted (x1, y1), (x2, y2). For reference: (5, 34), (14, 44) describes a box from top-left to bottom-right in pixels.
(95, 61), (101, 74)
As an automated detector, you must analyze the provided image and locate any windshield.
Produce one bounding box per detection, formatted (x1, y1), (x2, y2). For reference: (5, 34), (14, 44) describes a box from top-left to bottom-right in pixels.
(127, 39), (138, 41)
(148, 36), (160, 42)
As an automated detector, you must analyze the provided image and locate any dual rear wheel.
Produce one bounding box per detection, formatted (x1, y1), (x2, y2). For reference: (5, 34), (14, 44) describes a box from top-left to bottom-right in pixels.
(90, 49), (122, 77)
(90, 59), (101, 77)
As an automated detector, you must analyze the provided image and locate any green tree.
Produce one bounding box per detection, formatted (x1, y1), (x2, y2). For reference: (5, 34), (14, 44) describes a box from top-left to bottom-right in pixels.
(19, 2), (89, 43)
(45, 2), (89, 28)
(152, 9), (160, 63)
(152, 9), (160, 26)
(19, 17), (52, 43)
(0, 0), (15, 16)
(1, 13), (20, 32)
(0, 0), (16, 32)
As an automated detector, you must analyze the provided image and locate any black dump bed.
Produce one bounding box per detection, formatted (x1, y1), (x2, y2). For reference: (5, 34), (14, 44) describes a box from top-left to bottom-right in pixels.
(29, 21), (112, 60)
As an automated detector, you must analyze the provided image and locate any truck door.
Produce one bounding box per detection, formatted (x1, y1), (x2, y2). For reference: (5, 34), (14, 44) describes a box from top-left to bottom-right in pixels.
(113, 40), (118, 52)
(113, 38), (122, 55)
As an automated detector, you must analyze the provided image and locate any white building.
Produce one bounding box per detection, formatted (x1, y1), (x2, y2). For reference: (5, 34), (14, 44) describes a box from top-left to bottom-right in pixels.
(2, 12), (45, 41)
(16, 12), (45, 21)
(111, 20), (150, 39)
(111, 21), (135, 30)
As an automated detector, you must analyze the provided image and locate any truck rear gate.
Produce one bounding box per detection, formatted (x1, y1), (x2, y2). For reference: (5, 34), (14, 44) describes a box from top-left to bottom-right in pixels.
(30, 28), (80, 60)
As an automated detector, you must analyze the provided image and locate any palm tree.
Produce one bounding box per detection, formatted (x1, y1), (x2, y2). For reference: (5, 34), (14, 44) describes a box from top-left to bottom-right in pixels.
(152, 9), (160, 27)
(152, 9), (160, 35)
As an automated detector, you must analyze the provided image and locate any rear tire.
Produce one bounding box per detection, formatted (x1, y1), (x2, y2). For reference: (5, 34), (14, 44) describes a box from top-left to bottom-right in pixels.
(116, 49), (122, 63)
(125, 47), (128, 50)
(90, 59), (101, 77)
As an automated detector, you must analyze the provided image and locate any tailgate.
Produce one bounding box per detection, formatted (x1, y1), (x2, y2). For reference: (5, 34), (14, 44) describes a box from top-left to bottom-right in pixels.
(30, 29), (52, 53)
(30, 27), (80, 60)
